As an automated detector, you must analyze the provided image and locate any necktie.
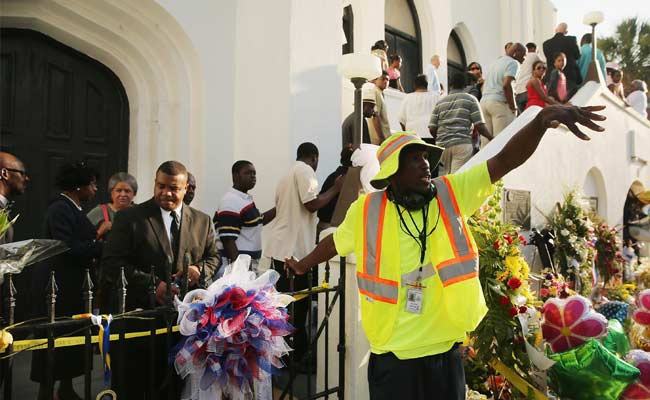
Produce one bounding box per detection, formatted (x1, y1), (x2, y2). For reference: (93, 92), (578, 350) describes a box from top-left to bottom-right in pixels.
(170, 211), (180, 263)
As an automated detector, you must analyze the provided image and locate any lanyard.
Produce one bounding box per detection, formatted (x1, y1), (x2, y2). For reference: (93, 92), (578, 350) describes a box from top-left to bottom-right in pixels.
(396, 202), (440, 267)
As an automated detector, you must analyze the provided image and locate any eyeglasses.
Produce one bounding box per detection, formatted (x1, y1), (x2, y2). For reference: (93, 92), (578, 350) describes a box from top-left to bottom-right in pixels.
(469, 67), (481, 71)
(4, 168), (27, 177)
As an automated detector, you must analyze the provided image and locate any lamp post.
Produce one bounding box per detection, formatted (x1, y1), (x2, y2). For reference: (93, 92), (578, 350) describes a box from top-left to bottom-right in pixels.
(337, 53), (382, 147)
(583, 11), (604, 83)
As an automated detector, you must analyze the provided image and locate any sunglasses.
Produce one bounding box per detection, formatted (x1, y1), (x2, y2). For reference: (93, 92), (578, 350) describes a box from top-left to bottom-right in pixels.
(4, 168), (27, 177)
(535, 66), (547, 70)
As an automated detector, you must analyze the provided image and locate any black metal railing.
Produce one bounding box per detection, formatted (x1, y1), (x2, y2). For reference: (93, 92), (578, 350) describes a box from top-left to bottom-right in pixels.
(1, 256), (347, 399)
(275, 256), (346, 400)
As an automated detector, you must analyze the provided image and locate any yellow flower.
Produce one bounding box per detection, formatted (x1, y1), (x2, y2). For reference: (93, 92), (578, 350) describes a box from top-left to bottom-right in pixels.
(0, 329), (13, 351)
(550, 286), (558, 297)
(496, 271), (509, 282)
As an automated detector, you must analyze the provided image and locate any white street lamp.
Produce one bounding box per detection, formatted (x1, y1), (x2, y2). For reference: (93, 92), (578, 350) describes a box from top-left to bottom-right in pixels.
(583, 11), (605, 83)
(337, 53), (381, 147)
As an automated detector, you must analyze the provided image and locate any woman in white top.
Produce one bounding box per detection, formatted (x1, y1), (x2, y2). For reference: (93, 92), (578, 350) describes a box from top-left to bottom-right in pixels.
(398, 74), (440, 138)
(627, 80), (648, 119)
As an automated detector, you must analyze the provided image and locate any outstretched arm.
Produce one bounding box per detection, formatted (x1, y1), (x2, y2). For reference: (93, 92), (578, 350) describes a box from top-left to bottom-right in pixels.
(284, 234), (338, 276)
(487, 104), (606, 183)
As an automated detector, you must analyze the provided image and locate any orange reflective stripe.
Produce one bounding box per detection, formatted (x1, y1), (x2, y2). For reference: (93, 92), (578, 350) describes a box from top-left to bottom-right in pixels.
(375, 194), (387, 277)
(377, 135), (418, 164)
(359, 288), (398, 304)
(438, 195), (459, 258)
(362, 195), (371, 274)
(440, 176), (475, 253)
(357, 271), (399, 287)
(363, 192), (386, 277)
(442, 270), (478, 287)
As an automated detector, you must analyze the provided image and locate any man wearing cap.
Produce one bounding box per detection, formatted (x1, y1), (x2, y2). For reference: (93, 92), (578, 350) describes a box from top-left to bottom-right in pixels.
(341, 92), (375, 145)
(285, 104), (606, 399)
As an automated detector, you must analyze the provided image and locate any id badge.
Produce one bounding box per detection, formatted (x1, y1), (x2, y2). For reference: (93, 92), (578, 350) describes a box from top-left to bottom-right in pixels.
(406, 287), (424, 314)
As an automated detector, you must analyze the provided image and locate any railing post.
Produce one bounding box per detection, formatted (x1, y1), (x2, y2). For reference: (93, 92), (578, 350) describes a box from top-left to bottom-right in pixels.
(181, 253), (190, 298)
(337, 257), (346, 400)
(148, 266), (157, 398)
(117, 267), (127, 396)
(45, 271), (58, 399)
(3, 274), (17, 400)
(83, 269), (93, 400)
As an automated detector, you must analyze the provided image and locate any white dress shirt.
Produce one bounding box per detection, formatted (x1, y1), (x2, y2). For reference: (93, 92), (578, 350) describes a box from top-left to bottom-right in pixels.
(160, 203), (183, 246)
(515, 52), (541, 95)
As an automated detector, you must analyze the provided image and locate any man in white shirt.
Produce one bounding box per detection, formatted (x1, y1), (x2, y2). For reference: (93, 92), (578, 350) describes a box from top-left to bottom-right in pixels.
(514, 42), (541, 113)
(263, 142), (342, 367)
(398, 74), (440, 138)
(425, 55), (442, 94)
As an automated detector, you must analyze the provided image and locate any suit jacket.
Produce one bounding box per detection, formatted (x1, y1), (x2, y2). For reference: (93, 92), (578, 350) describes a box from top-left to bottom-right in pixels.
(100, 198), (220, 311)
(543, 33), (582, 86)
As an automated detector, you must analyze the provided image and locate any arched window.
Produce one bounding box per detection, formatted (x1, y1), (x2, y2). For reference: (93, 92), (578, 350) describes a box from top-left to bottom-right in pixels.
(342, 5), (354, 55)
(384, 0), (421, 92)
(447, 30), (467, 82)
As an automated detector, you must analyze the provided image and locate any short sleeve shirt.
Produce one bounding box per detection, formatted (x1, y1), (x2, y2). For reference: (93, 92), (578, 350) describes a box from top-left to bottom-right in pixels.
(429, 91), (484, 147)
(481, 56), (520, 103)
(263, 161), (320, 260)
(215, 188), (263, 258)
(333, 161), (494, 358)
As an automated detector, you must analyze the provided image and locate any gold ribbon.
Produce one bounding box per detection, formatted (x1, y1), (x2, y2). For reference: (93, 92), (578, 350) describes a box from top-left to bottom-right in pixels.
(490, 359), (549, 400)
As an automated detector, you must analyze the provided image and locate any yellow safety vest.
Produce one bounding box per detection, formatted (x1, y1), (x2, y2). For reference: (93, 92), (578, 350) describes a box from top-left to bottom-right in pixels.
(355, 175), (487, 347)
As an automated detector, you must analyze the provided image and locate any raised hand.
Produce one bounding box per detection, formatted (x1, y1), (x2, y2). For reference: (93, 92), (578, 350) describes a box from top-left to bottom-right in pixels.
(537, 105), (606, 140)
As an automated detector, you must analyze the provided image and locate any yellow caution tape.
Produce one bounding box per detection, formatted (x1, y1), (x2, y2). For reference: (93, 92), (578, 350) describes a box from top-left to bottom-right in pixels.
(490, 359), (549, 400)
(2, 325), (180, 353)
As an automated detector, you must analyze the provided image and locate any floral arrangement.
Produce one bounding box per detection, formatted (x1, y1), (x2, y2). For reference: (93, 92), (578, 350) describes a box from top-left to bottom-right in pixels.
(544, 190), (595, 290)
(172, 255), (294, 400)
(593, 222), (625, 283)
(466, 182), (537, 397)
(538, 268), (573, 301)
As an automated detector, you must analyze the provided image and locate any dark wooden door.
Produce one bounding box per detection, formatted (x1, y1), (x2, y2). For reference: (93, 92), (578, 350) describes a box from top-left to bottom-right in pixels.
(385, 27), (420, 93)
(1, 28), (129, 241)
(1, 29), (129, 321)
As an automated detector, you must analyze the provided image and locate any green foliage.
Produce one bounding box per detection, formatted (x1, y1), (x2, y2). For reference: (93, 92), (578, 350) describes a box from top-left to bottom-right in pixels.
(0, 208), (17, 241)
(465, 181), (535, 396)
(599, 17), (650, 87)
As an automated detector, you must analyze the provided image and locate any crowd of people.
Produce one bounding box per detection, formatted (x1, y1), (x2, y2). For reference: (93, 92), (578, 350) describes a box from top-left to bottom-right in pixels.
(0, 22), (640, 400)
(360, 23), (649, 176)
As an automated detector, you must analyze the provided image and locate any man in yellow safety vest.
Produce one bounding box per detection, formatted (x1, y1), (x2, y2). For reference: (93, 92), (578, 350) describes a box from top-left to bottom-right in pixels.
(285, 104), (606, 399)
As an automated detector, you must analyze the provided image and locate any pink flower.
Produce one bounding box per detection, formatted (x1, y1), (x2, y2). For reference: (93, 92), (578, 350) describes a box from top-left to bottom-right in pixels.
(540, 288), (550, 298)
(541, 295), (608, 353)
(633, 289), (650, 326)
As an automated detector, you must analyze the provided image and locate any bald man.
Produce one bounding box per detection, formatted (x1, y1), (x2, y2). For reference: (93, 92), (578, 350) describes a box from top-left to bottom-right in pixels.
(480, 43), (526, 137)
(543, 22), (582, 91)
(0, 152), (29, 244)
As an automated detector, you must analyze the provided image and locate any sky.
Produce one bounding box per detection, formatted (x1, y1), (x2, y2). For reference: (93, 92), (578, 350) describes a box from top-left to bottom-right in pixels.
(554, 0), (650, 40)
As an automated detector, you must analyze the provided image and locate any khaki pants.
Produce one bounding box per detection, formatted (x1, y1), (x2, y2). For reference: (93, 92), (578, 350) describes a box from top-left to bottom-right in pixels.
(439, 143), (473, 176)
(481, 100), (516, 137)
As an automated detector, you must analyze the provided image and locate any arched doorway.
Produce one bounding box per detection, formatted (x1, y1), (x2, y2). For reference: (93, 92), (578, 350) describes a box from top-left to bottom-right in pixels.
(1, 28), (129, 240)
(384, 0), (422, 92)
(447, 30), (467, 82)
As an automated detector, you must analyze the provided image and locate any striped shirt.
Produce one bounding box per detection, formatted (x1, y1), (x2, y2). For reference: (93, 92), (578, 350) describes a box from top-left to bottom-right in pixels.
(428, 90), (484, 147)
(214, 188), (263, 259)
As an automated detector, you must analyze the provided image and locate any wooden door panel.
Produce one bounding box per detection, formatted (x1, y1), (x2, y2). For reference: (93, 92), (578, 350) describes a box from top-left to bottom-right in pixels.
(0, 28), (129, 240)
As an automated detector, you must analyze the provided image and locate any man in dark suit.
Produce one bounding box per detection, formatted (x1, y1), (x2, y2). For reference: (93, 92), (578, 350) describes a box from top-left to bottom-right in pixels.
(0, 152), (29, 245)
(543, 22), (582, 94)
(100, 160), (219, 398)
